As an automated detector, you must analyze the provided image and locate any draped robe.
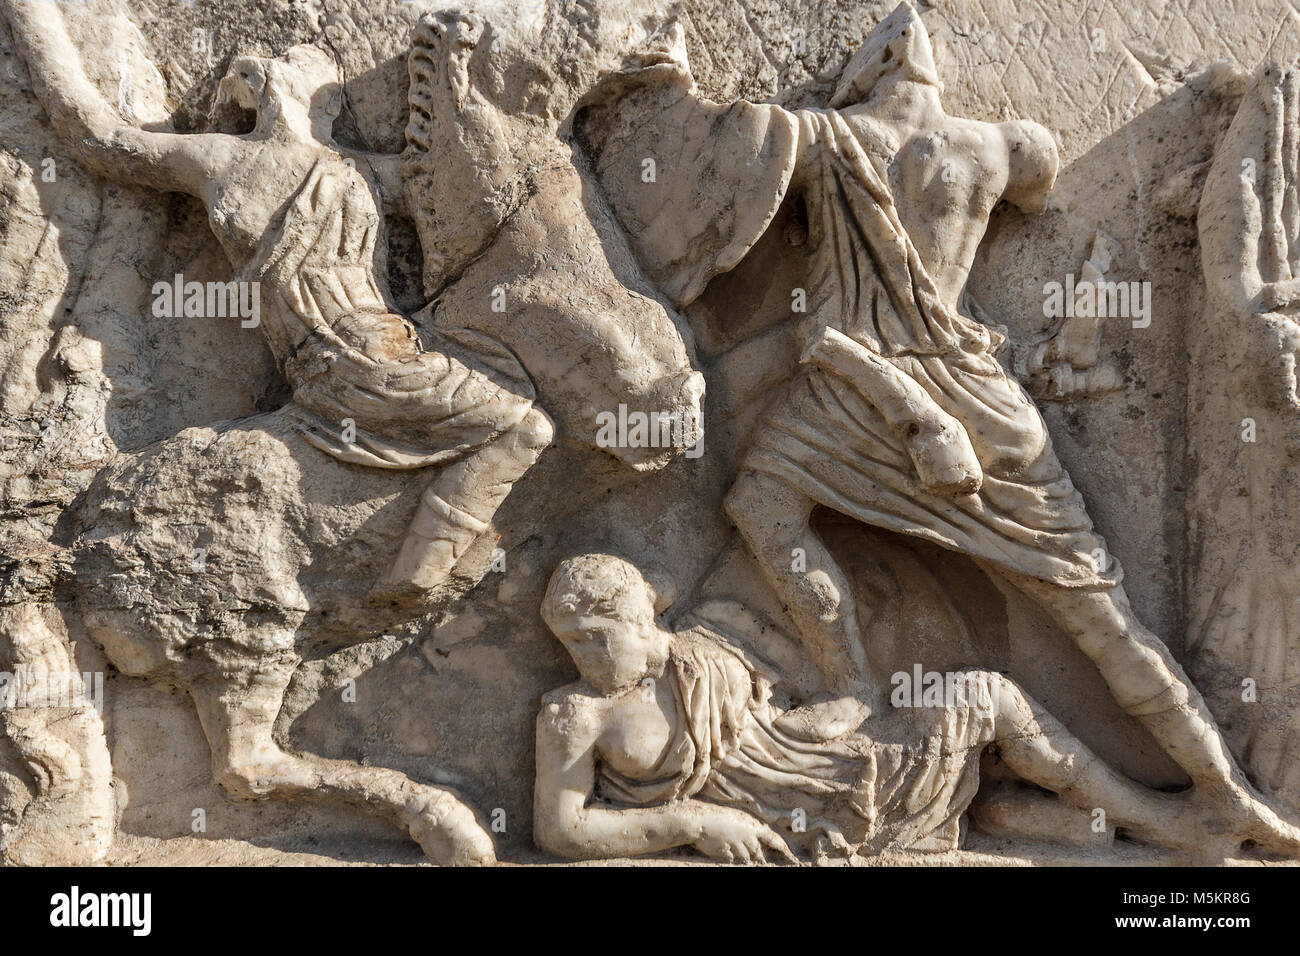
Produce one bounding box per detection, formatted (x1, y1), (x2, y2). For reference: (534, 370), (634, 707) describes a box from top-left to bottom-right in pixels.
(243, 156), (535, 469)
(579, 57), (1120, 590)
(595, 627), (998, 855)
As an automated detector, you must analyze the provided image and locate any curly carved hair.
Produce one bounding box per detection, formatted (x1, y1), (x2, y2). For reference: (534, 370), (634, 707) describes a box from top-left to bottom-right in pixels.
(542, 554), (676, 628)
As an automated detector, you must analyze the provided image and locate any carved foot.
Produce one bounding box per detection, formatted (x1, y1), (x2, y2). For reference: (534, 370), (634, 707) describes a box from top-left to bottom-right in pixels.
(363, 573), (461, 612)
(1157, 782), (1300, 860)
(406, 790), (496, 866)
(1214, 784), (1300, 858)
(364, 578), (435, 609)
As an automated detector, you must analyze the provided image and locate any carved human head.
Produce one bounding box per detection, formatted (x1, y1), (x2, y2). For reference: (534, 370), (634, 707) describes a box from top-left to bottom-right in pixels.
(830, 1), (942, 109)
(216, 43), (342, 138)
(542, 554), (675, 693)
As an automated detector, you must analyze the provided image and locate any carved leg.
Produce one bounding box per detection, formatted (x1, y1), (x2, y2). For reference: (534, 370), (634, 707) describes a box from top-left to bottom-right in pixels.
(725, 470), (880, 739)
(1000, 571), (1300, 855)
(984, 671), (1208, 851)
(379, 406), (554, 596)
(186, 646), (495, 865)
(0, 603), (114, 865)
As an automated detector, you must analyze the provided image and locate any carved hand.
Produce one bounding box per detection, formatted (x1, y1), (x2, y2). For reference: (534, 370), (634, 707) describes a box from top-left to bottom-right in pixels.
(801, 326), (984, 496)
(690, 806), (798, 864)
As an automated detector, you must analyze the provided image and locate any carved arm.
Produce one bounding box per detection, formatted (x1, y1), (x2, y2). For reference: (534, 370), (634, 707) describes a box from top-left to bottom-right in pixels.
(1, 0), (235, 196)
(801, 327), (983, 496)
(533, 696), (794, 862)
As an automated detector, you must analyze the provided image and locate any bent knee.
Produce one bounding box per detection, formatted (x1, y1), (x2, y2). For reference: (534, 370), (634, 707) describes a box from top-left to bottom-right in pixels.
(726, 472), (797, 531)
(515, 406), (555, 450)
(984, 672), (1036, 727)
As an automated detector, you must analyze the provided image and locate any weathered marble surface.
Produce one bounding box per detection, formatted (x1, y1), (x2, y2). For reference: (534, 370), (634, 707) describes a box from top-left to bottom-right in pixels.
(1, 0), (1298, 866)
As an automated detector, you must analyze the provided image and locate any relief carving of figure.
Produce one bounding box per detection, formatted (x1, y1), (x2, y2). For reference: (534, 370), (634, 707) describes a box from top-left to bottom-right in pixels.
(4, 1), (556, 603)
(1189, 59), (1300, 815)
(2, 0), (1298, 871)
(0, 1), (702, 863)
(578, 2), (1300, 853)
(534, 554), (1218, 863)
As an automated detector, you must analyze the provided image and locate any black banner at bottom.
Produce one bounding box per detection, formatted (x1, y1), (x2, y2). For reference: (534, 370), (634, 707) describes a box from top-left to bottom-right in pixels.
(0, 864), (1286, 944)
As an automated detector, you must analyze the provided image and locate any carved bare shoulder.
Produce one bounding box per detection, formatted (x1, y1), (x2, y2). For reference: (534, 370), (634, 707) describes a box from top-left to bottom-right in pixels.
(538, 685), (606, 740)
(999, 119), (1059, 211)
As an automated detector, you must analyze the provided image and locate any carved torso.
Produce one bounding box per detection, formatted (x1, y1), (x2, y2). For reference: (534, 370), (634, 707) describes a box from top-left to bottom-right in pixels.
(842, 108), (1009, 306)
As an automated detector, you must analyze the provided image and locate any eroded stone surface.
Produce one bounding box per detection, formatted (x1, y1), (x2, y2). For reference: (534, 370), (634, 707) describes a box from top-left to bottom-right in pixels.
(0, 0), (1298, 866)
